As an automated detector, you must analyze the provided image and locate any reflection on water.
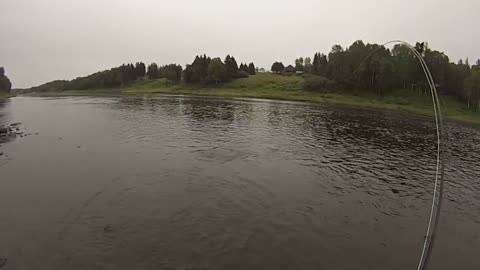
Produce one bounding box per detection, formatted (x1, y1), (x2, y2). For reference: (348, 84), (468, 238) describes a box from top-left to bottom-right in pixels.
(0, 96), (479, 270)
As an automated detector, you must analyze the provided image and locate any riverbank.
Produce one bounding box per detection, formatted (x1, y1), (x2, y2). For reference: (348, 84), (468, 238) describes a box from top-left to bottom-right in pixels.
(23, 73), (480, 124)
(0, 92), (10, 98)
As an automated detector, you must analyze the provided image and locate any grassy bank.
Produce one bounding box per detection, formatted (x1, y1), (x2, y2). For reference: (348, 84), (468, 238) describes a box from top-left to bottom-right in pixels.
(121, 73), (480, 124)
(25, 73), (480, 124)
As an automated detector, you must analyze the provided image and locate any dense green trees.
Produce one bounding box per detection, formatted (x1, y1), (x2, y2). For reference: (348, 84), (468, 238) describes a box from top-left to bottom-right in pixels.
(28, 80), (68, 92)
(184, 55), (254, 84)
(224, 55), (239, 79)
(271, 62), (285, 73)
(27, 54), (256, 91)
(135, 62), (146, 78)
(248, 63), (256, 75)
(184, 55), (212, 83)
(464, 69), (480, 110)
(286, 40), (480, 110)
(304, 57), (312, 73)
(28, 63), (142, 91)
(147, 63), (160, 79)
(207, 58), (227, 84)
(312, 53), (327, 75)
(0, 67), (12, 93)
(163, 64), (183, 83)
(294, 58), (304, 72)
(239, 63), (248, 73)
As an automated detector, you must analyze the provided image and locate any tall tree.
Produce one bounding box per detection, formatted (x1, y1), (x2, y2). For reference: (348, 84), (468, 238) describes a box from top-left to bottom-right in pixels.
(248, 63), (256, 75)
(304, 57), (312, 73)
(464, 69), (480, 110)
(271, 62), (285, 73)
(146, 63), (160, 79)
(207, 58), (227, 84)
(239, 63), (249, 73)
(312, 53), (327, 75)
(135, 62), (146, 78)
(0, 67), (12, 93)
(224, 55), (239, 79)
(392, 44), (416, 89)
(327, 45), (347, 81)
(163, 64), (183, 83)
(183, 65), (194, 83)
(295, 57), (304, 72)
(190, 55), (211, 82)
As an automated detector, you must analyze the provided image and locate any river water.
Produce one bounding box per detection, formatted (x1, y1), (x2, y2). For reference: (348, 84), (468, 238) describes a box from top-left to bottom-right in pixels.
(0, 96), (479, 270)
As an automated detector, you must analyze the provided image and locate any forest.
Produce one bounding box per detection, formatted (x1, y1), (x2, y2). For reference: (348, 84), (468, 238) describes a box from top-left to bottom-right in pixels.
(283, 41), (480, 110)
(24, 40), (480, 111)
(26, 55), (256, 92)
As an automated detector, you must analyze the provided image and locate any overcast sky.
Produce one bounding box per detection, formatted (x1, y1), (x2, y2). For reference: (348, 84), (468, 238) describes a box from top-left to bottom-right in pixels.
(1, 0), (478, 88)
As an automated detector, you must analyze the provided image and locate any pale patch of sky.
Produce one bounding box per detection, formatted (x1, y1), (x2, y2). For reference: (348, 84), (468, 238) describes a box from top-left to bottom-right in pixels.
(1, 0), (478, 88)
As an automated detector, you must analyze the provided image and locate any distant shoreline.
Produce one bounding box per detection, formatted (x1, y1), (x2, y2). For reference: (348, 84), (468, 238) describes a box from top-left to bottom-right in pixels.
(18, 73), (480, 125)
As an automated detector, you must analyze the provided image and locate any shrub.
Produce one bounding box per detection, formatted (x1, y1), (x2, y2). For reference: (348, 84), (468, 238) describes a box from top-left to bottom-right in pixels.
(233, 71), (250, 79)
(303, 74), (333, 91)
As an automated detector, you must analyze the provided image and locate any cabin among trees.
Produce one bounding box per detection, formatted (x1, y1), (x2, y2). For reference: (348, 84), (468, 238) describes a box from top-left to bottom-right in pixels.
(270, 62), (298, 76)
(23, 39), (480, 112)
(284, 65), (295, 74)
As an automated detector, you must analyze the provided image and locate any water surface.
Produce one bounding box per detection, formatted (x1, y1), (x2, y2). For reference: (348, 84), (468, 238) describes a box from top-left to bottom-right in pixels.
(0, 96), (479, 269)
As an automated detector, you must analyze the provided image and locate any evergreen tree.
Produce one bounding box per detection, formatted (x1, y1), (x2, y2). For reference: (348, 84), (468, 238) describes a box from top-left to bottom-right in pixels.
(295, 57), (304, 72)
(224, 55), (239, 79)
(146, 63), (160, 79)
(304, 57), (312, 73)
(248, 63), (256, 75)
(163, 64), (183, 83)
(183, 65), (194, 83)
(135, 62), (146, 78)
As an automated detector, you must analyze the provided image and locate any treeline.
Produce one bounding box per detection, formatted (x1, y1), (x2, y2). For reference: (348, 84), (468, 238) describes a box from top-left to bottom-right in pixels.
(28, 62), (147, 92)
(28, 55), (256, 92)
(184, 55), (255, 84)
(23, 40), (480, 110)
(274, 40), (480, 110)
(0, 67), (12, 93)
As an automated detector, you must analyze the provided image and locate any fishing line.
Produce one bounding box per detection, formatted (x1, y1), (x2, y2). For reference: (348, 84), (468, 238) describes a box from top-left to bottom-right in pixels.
(352, 40), (446, 270)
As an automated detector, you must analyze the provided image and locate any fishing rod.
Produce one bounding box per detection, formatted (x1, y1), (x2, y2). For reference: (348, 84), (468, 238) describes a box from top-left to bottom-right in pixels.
(353, 40), (446, 270)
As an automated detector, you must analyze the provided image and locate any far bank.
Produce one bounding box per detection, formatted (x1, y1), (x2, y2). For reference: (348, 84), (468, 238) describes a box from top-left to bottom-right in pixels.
(21, 73), (480, 125)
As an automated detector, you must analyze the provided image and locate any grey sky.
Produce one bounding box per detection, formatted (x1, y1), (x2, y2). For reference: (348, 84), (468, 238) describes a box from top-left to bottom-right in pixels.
(1, 0), (478, 88)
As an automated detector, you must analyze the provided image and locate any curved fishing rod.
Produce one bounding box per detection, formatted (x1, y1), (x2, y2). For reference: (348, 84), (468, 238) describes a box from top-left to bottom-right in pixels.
(353, 40), (446, 270)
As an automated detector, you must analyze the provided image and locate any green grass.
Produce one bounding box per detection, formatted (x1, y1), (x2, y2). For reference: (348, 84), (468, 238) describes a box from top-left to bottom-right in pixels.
(24, 73), (480, 124)
(121, 73), (480, 123)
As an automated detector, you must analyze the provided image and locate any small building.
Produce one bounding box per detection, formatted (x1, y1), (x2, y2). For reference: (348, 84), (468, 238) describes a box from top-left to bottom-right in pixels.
(285, 65), (295, 73)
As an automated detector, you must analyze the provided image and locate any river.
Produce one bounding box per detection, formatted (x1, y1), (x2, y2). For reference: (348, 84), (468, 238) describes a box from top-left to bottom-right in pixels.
(0, 96), (479, 270)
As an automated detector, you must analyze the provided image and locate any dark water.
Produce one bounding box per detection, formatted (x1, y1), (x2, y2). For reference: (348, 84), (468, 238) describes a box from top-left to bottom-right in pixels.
(0, 96), (479, 270)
